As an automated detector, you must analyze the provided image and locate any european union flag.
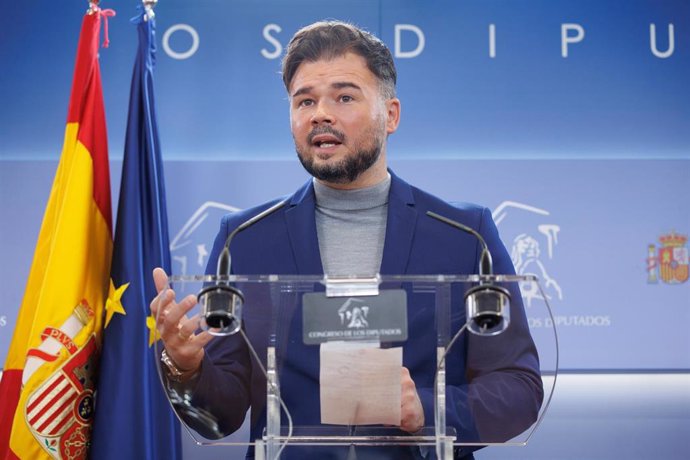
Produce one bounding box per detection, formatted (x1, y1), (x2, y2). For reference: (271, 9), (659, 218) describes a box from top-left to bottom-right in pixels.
(90, 7), (180, 459)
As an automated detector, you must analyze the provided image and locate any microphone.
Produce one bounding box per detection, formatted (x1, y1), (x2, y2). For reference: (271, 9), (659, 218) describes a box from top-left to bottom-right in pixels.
(198, 199), (288, 336)
(426, 211), (511, 336)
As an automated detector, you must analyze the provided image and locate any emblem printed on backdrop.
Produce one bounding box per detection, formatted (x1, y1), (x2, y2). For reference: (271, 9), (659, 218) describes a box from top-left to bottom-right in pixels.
(647, 231), (689, 284)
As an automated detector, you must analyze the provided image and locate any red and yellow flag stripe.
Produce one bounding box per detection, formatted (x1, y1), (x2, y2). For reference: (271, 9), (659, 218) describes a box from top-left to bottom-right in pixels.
(0, 9), (113, 460)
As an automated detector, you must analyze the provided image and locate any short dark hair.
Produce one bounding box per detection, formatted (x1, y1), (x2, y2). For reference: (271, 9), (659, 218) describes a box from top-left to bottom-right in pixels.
(282, 21), (397, 99)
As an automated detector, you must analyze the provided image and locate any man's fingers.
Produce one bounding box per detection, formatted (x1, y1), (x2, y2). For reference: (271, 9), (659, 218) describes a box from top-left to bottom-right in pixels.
(194, 331), (215, 348)
(177, 313), (200, 341)
(160, 294), (199, 343)
(400, 366), (424, 432)
(401, 367), (415, 390)
(151, 268), (208, 374)
(150, 289), (173, 320)
(152, 267), (169, 293)
(154, 290), (174, 328)
(178, 294), (198, 315)
(150, 268), (171, 318)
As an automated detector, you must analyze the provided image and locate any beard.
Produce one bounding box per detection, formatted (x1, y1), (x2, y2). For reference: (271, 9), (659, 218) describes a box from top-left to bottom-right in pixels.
(295, 124), (385, 184)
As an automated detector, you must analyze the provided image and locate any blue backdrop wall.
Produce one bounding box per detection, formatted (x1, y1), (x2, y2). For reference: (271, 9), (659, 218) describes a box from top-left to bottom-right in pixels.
(1, 1), (688, 458)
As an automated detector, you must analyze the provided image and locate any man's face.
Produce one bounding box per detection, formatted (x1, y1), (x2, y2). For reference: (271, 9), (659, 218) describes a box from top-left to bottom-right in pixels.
(289, 53), (400, 189)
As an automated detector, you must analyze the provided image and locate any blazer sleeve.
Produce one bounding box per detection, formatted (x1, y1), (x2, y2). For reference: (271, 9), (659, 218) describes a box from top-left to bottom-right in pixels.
(173, 214), (254, 439)
(417, 207), (544, 457)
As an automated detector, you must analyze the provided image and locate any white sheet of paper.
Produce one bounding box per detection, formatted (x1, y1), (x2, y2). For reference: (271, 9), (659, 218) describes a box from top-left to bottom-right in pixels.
(319, 342), (402, 425)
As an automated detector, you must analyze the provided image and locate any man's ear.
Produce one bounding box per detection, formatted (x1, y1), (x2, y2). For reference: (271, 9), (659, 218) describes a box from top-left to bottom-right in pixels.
(385, 98), (401, 134)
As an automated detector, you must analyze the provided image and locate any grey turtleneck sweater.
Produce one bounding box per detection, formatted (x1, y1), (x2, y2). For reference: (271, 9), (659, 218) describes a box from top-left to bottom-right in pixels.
(313, 174), (391, 276)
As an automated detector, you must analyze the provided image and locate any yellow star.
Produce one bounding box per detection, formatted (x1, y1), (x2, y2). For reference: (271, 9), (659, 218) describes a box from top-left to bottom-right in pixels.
(105, 279), (129, 327)
(146, 314), (159, 347)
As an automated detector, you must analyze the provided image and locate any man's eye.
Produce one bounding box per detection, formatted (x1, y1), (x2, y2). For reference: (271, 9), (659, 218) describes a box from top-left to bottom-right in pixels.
(340, 95), (353, 103)
(298, 99), (314, 107)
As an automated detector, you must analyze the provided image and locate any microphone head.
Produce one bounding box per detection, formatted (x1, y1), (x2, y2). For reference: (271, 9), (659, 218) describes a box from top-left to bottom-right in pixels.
(465, 284), (511, 336)
(198, 284), (245, 336)
(479, 248), (493, 276)
(217, 247), (231, 278)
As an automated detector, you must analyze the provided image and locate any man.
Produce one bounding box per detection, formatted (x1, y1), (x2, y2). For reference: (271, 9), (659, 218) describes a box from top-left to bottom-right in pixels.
(152, 21), (543, 459)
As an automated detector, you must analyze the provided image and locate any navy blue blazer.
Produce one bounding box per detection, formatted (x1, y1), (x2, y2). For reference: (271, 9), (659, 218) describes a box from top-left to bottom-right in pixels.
(184, 171), (543, 459)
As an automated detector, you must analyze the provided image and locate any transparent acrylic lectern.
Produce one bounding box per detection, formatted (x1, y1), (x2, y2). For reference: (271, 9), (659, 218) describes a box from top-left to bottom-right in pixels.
(154, 274), (557, 460)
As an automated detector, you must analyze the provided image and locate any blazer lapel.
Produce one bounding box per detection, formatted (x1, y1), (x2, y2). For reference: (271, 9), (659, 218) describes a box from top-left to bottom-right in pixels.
(380, 171), (418, 275)
(284, 180), (324, 275)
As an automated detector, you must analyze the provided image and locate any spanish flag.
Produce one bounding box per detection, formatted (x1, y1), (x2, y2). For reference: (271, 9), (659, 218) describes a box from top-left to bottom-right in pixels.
(0, 7), (114, 460)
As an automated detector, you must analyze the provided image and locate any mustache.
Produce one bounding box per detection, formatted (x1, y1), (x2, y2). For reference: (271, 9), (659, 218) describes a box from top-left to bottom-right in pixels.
(307, 126), (346, 145)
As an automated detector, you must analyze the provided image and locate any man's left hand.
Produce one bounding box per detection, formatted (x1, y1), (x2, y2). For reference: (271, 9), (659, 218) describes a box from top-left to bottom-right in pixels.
(400, 367), (424, 432)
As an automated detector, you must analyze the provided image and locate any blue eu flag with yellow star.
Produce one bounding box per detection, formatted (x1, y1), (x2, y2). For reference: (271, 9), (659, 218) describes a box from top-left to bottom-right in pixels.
(90, 7), (180, 459)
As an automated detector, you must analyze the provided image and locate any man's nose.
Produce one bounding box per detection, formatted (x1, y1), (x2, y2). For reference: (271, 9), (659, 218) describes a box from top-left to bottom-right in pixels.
(311, 101), (333, 125)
